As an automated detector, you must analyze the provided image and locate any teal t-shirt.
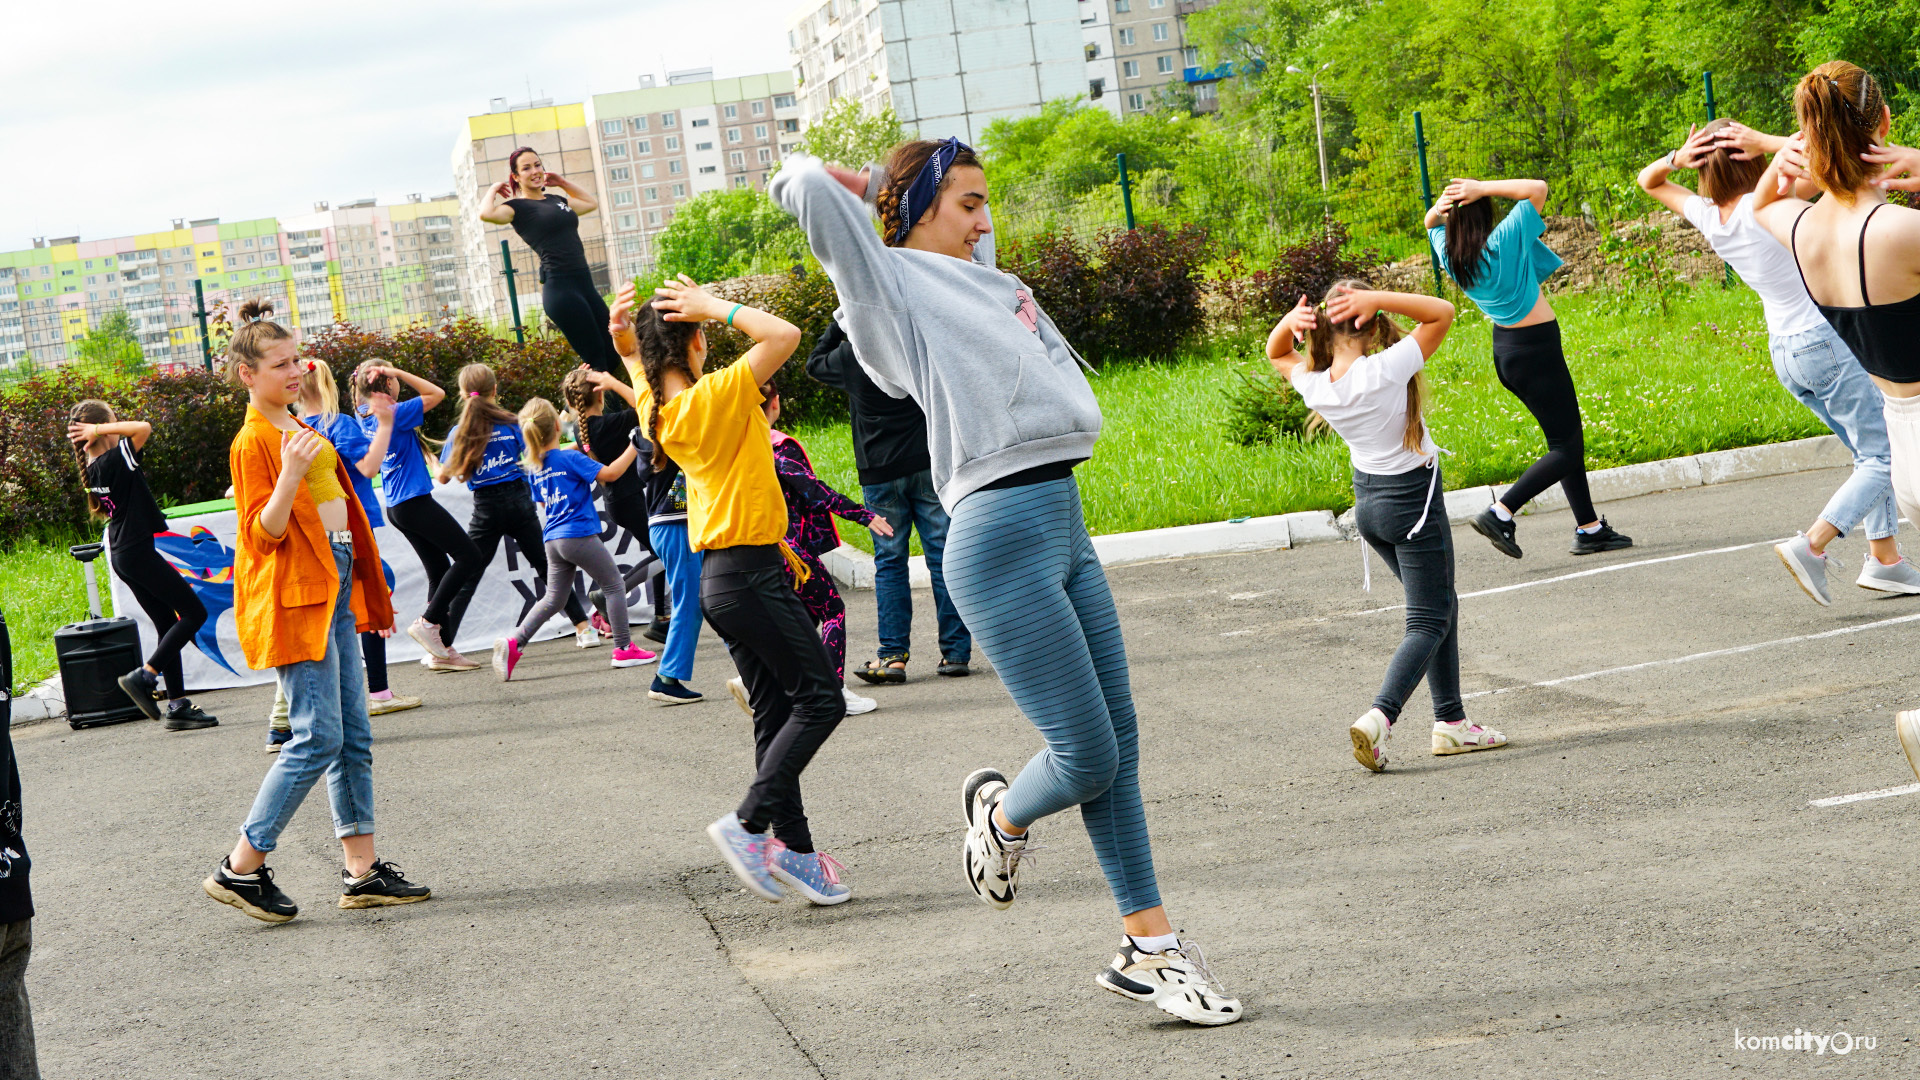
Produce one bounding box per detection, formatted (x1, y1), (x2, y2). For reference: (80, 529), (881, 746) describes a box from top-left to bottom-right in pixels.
(1428, 200), (1563, 327)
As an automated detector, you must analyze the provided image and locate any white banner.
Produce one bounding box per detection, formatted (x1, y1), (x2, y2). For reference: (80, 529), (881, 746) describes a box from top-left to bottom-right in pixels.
(106, 485), (657, 692)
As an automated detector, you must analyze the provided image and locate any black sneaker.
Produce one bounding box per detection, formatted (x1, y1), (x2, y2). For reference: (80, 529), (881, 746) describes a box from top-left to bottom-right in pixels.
(202, 857), (299, 923)
(1570, 518), (1634, 556)
(1471, 507), (1524, 559)
(116, 666), (164, 721)
(648, 676), (704, 705)
(339, 860), (432, 909)
(937, 657), (970, 677)
(163, 702), (219, 731)
(642, 619), (670, 645)
(265, 728), (292, 753)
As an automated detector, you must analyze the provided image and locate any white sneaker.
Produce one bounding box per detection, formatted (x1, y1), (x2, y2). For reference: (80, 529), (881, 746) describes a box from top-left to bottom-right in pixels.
(1432, 718), (1508, 755)
(1775, 533), (1833, 606)
(1095, 938), (1244, 1026)
(960, 768), (1027, 910)
(407, 617), (452, 660)
(1898, 711), (1920, 782)
(575, 625), (603, 649)
(842, 687), (877, 715)
(727, 676), (752, 716)
(1857, 555), (1920, 595)
(1350, 708), (1391, 772)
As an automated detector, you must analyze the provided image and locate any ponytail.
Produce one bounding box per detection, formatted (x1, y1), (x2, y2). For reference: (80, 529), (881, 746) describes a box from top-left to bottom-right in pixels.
(1795, 61), (1887, 204)
(443, 363), (518, 483)
(519, 397), (561, 472)
(1306, 279), (1429, 453)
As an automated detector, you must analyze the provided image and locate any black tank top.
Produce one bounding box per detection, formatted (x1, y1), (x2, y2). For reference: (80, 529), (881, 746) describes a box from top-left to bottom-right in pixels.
(1791, 203), (1920, 382)
(506, 193), (590, 282)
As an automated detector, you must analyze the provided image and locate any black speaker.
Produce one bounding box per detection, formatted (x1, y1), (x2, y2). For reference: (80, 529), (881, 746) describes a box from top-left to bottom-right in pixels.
(58, 543), (146, 730)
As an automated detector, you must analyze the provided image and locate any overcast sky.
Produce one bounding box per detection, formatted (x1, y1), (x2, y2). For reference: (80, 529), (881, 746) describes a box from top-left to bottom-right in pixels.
(1, 0), (797, 249)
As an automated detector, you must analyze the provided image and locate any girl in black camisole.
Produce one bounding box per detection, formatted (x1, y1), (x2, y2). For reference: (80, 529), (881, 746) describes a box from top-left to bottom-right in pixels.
(1790, 203), (1920, 383)
(477, 147), (623, 374)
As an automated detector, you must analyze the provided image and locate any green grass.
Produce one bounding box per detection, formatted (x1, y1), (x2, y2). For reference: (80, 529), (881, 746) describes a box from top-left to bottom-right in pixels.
(794, 285), (1824, 552)
(2, 533), (104, 697)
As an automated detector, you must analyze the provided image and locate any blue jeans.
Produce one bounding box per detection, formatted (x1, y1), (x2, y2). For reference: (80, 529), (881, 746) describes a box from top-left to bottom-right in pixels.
(861, 470), (969, 663)
(241, 541), (376, 852)
(1770, 324), (1898, 540)
(649, 522), (704, 681)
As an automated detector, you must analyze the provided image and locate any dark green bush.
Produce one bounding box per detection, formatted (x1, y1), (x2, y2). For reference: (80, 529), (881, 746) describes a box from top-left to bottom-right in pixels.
(1213, 219), (1381, 330)
(706, 264), (847, 426)
(999, 222), (1211, 363)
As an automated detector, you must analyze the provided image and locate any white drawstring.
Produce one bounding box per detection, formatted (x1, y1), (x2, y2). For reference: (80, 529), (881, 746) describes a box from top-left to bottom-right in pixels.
(1360, 445), (1450, 593)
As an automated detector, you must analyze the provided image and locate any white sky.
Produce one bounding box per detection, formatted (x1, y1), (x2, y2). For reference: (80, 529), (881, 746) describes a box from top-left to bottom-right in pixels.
(0, 0), (797, 248)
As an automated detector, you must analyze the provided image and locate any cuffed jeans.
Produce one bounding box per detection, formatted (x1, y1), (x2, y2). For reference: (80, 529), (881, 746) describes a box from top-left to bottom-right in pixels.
(861, 469), (969, 662)
(241, 541), (376, 852)
(1353, 464), (1466, 725)
(0, 920), (35, 1080)
(1769, 324), (1898, 540)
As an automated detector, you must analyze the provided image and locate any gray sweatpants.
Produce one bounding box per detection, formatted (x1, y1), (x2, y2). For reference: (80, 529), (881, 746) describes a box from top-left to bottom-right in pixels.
(515, 536), (629, 649)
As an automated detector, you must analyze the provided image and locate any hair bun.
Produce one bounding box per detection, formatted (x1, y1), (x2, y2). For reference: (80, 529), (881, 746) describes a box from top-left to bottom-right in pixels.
(236, 298), (275, 323)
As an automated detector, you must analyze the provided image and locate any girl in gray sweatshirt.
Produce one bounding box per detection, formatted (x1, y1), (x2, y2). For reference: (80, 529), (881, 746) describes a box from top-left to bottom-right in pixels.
(771, 141), (1240, 1026)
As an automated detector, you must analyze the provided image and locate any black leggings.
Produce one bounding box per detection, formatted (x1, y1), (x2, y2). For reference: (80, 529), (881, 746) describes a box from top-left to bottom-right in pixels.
(1492, 320), (1596, 524)
(442, 480), (586, 643)
(542, 272), (621, 375)
(361, 631), (388, 694)
(385, 494), (486, 631)
(111, 542), (207, 700)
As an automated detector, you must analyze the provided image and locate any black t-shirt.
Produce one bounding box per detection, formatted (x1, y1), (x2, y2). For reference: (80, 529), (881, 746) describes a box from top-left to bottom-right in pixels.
(85, 439), (169, 551)
(507, 193), (590, 281)
(586, 408), (644, 509)
(628, 427), (688, 526)
(0, 687), (32, 924)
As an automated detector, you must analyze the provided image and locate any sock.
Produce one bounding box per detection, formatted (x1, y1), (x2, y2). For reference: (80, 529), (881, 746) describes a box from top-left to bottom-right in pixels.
(992, 820), (1025, 847)
(1129, 932), (1180, 955)
(368, 689), (393, 701)
(1490, 503), (1514, 523)
(1577, 522), (1602, 535)
(166, 698), (190, 713)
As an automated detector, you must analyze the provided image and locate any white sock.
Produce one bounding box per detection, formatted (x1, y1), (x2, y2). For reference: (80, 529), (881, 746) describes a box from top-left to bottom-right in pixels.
(1129, 932), (1180, 955)
(1490, 503), (1513, 522)
(992, 819), (1025, 846)
(1577, 522), (1602, 535)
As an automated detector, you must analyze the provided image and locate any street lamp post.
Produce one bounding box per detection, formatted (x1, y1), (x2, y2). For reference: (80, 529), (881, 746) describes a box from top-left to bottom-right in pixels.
(1287, 62), (1334, 192)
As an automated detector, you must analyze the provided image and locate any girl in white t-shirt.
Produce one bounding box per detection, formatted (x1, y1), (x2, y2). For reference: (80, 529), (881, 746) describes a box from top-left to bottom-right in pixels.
(1638, 119), (1916, 605)
(1267, 280), (1507, 772)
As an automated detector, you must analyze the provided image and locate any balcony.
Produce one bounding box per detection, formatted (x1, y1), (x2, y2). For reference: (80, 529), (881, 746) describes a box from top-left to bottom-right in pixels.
(1175, 0), (1217, 13)
(1182, 58), (1263, 83)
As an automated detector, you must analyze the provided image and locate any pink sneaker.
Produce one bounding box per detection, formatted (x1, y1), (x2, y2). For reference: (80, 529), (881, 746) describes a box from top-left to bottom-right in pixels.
(590, 611), (613, 636)
(491, 638), (521, 681)
(611, 644), (658, 668)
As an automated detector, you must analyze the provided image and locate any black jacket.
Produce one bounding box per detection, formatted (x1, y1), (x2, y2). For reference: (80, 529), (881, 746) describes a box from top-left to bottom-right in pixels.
(0, 618), (31, 924)
(805, 319), (932, 487)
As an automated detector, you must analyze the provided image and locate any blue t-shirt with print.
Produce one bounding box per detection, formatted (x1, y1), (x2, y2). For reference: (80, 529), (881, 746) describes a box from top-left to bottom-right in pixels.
(531, 448), (605, 541)
(305, 412), (384, 528)
(358, 396), (432, 508)
(1428, 200), (1564, 327)
(440, 420), (527, 490)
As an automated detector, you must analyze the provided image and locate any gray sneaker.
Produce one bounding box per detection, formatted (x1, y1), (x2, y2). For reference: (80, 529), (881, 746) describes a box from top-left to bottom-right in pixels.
(1857, 555), (1920, 595)
(1774, 533), (1833, 607)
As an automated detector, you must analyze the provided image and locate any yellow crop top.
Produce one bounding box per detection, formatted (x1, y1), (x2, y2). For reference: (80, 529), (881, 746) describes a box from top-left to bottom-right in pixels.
(304, 438), (346, 505)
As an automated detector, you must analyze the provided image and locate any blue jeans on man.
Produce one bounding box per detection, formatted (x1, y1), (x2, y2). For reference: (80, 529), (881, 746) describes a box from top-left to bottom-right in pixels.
(861, 469), (970, 664)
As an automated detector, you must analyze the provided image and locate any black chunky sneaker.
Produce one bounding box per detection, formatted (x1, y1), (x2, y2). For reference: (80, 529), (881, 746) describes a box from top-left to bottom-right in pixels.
(117, 666), (164, 721)
(1570, 518), (1634, 555)
(163, 702), (219, 731)
(1471, 507), (1524, 559)
(339, 860), (432, 909)
(203, 857), (299, 923)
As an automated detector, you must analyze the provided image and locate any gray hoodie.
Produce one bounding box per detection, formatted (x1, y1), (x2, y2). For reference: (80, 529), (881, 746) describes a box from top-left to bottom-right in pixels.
(768, 155), (1100, 511)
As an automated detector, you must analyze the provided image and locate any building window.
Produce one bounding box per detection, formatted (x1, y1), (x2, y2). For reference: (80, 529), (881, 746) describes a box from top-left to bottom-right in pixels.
(602, 119), (624, 134)
(758, 147), (773, 163)
(754, 124), (768, 139)
(641, 163), (656, 178)
(617, 213), (637, 230)
(632, 116), (649, 130)
(1152, 22), (1169, 41)
(723, 104), (737, 119)
(644, 186), (658, 201)
(1123, 59), (1139, 78)
(1183, 46), (1199, 66)
(613, 190), (635, 206)
(661, 111), (676, 127)
(698, 165), (717, 174)
(780, 118), (799, 132)
(1157, 55), (1174, 73)
(733, 175), (749, 189)
(604, 142), (628, 159)
(1115, 0), (1130, 9)
(647, 210), (662, 226)
(726, 127), (742, 144)
(691, 117), (710, 127)
(636, 139), (651, 154)
(695, 141), (714, 151)
(1127, 92), (1145, 111)
(669, 160), (684, 174)
(751, 100), (765, 116)
(672, 184), (687, 198)
(665, 135), (680, 151)
(1149, 0), (1164, 6)
(730, 151), (744, 167)
(774, 94), (795, 108)
(1089, 77), (1106, 99)
(609, 166), (631, 182)
(1118, 27), (1134, 46)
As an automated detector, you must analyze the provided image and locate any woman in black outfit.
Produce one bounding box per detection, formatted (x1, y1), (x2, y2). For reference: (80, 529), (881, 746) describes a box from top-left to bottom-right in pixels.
(478, 147), (622, 374)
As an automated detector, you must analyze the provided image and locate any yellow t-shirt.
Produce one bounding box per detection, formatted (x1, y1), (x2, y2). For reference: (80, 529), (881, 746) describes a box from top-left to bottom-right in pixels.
(655, 359), (787, 551)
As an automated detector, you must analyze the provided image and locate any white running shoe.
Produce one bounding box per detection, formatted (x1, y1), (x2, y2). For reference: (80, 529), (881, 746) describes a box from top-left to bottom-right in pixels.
(1898, 711), (1920, 782)
(424, 649), (480, 672)
(960, 768), (1028, 910)
(727, 676), (752, 716)
(1432, 718), (1508, 755)
(1350, 708), (1391, 772)
(842, 687), (877, 716)
(1857, 555), (1920, 595)
(407, 617), (452, 660)
(575, 625), (603, 649)
(1775, 533), (1834, 606)
(1094, 938), (1244, 1026)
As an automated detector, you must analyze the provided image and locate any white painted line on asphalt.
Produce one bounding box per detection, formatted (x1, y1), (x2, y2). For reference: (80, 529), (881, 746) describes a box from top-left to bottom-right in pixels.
(1461, 611), (1920, 700)
(1810, 782), (1920, 808)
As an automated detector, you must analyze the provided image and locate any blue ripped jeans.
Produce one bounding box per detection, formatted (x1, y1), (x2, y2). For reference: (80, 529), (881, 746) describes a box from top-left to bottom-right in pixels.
(1770, 323), (1897, 540)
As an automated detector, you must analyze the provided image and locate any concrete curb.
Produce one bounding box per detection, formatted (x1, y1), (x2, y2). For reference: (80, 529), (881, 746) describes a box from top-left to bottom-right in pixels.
(822, 434), (1851, 590)
(8, 675), (65, 727)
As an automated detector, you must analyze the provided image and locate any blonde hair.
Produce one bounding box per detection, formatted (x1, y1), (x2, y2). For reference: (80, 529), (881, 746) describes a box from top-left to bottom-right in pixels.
(1795, 61), (1888, 205)
(300, 361), (340, 419)
(1307, 279), (1429, 454)
(225, 298), (295, 386)
(519, 397), (561, 471)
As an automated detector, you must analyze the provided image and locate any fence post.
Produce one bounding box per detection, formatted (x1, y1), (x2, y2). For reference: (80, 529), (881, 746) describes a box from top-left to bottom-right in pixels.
(1704, 71), (1717, 121)
(1415, 112), (1444, 297)
(192, 278), (212, 371)
(500, 239), (525, 345)
(1117, 152), (1136, 230)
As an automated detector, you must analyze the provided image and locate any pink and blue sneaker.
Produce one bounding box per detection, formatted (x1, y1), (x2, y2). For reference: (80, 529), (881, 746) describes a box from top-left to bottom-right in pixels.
(707, 814), (783, 902)
(769, 841), (850, 906)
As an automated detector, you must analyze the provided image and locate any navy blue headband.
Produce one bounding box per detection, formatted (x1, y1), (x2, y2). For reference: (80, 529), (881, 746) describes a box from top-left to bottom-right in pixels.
(893, 136), (971, 245)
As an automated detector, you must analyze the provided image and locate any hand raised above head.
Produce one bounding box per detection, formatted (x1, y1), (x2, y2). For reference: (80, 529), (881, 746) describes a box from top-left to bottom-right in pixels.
(652, 273), (724, 324)
(1323, 285), (1378, 331)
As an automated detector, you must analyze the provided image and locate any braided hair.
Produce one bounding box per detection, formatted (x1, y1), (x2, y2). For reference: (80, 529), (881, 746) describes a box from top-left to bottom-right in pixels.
(1795, 61), (1888, 205)
(69, 399), (116, 518)
(634, 302), (701, 469)
(876, 140), (983, 248)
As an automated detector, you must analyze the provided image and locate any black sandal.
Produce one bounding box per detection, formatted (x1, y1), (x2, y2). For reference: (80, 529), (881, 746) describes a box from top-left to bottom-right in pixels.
(936, 657), (970, 677)
(855, 654), (908, 685)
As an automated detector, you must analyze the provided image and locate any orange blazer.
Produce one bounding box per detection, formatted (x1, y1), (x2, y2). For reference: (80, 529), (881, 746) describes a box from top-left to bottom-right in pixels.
(229, 405), (393, 669)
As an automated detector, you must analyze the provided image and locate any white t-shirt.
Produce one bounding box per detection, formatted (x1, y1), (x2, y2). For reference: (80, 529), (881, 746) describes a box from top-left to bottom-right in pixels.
(1288, 335), (1437, 476)
(1681, 193), (1825, 337)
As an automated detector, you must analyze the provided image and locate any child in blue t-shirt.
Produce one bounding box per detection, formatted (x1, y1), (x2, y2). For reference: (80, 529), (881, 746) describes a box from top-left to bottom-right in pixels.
(492, 397), (655, 681)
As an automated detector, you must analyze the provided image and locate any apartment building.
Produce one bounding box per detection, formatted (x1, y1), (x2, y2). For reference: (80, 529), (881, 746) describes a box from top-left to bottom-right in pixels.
(787, 0), (1085, 143)
(1080, 0), (1123, 116)
(1105, 0), (1231, 114)
(587, 70), (801, 283)
(280, 195), (463, 334)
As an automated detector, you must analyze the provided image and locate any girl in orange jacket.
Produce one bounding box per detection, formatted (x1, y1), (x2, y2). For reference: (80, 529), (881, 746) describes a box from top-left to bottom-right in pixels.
(200, 299), (431, 924)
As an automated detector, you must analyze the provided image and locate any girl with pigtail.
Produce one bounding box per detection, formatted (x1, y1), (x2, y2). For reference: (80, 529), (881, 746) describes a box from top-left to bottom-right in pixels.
(559, 366), (671, 645)
(1266, 281), (1506, 773)
(67, 401), (217, 730)
(438, 363), (603, 652)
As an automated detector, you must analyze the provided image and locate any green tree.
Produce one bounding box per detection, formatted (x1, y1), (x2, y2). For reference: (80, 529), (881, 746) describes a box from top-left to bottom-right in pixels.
(794, 97), (905, 166)
(647, 188), (808, 286)
(75, 309), (147, 374)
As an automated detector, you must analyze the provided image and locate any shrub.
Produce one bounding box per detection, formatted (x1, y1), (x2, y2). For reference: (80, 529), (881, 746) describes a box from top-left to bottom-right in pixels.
(1596, 223), (1689, 316)
(1214, 219), (1381, 329)
(1220, 362), (1325, 447)
(706, 264), (847, 426)
(999, 222), (1211, 363)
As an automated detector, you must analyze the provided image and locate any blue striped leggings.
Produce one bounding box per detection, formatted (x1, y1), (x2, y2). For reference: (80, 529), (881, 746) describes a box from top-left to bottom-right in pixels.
(942, 476), (1160, 915)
